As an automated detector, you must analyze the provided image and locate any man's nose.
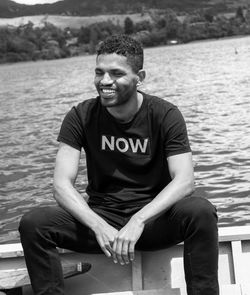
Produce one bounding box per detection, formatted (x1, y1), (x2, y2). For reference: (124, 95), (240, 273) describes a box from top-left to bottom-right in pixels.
(101, 73), (113, 85)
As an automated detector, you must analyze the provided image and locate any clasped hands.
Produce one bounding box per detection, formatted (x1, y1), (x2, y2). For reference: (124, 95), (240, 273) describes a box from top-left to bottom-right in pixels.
(95, 217), (144, 265)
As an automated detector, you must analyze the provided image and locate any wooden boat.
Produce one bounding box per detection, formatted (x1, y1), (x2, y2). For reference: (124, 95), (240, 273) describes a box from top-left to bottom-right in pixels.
(0, 226), (250, 295)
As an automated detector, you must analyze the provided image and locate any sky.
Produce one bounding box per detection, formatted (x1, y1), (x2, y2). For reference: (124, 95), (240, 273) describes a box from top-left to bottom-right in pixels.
(13, 0), (60, 4)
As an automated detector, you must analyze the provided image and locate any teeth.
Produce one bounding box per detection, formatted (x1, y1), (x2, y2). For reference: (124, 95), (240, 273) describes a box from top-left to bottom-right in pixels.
(102, 89), (115, 93)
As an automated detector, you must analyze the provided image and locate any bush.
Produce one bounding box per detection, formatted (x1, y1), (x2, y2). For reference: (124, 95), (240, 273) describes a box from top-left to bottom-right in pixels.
(7, 37), (37, 54)
(124, 17), (134, 34)
(5, 52), (23, 63)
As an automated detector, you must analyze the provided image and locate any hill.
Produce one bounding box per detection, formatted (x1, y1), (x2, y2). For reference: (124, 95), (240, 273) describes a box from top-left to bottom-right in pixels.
(0, 0), (250, 18)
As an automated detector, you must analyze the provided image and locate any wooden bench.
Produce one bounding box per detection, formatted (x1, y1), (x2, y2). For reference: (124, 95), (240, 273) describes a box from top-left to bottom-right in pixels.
(1, 226), (250, 295)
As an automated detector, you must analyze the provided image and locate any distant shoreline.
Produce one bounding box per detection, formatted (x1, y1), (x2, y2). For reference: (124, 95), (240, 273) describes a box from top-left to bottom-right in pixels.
(1, 11), (249, 65)
(188, 34), (249, 45)
(0, 13), (155, 29)
(1, 35), (249, 67)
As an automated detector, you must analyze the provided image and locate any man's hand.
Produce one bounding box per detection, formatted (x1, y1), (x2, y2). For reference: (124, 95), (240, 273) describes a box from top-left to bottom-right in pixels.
(112, 217), (144, 265)
(94, 222), (118, 258)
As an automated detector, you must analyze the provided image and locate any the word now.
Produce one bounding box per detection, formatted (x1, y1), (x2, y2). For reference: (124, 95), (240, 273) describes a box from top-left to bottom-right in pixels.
(101, 135), (149, 154)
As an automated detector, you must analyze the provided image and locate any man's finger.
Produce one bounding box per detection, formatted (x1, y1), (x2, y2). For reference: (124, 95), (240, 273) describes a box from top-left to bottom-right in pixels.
(115, 238), (125, 265)
(128, 241), (135, 261)
(122, 240), (130, 264)
(97, 236), (112, 258)
(112, 239), (118, 263)
(105, 242), (114, 256)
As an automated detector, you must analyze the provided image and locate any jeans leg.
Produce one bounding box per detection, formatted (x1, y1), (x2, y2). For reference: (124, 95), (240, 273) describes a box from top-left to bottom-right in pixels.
(137, 197), (219, 295)
(179, 197), (219, 295)
(18, 206), (100, 295)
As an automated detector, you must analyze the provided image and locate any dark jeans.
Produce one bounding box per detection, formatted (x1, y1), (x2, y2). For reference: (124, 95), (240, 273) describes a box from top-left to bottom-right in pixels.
(19, 196), (219, 295)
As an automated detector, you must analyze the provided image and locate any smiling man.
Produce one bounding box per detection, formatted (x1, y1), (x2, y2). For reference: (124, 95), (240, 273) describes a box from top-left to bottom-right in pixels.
(19, 34), (219, 295)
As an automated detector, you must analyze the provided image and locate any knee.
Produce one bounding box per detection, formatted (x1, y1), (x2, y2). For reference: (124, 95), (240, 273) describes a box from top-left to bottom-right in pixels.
(19, 210), (36, 237)
(180, 197), (219, 247)
(191, 197), (217, 220)
(179, 197), (218, 228)
(19, 207), (48, 238)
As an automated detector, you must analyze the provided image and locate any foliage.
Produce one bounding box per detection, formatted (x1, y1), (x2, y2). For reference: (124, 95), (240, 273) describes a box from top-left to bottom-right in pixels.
(0, 6), (250, 64)
(124, 17), (134, 35)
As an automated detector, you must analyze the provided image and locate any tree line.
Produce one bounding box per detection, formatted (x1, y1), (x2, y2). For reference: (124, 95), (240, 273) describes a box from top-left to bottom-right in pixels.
(0, 7), (249, 64)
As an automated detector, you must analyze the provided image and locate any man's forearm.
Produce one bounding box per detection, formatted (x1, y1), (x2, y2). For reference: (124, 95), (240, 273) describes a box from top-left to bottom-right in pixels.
(53, 182), (106, 231)
(54, 182), (119, 257)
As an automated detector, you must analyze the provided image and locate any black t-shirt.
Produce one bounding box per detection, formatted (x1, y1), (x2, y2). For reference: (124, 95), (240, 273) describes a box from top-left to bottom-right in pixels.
(57, 92), (191, 216)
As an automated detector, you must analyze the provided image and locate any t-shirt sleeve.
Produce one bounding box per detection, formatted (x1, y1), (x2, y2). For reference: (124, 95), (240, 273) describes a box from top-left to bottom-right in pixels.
(57, 106), (85, 151)
(163, 107), (191, 157)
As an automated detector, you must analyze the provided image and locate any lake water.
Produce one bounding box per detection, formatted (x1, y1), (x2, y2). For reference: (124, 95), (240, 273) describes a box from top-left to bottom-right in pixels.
(0, 36), (250, 244)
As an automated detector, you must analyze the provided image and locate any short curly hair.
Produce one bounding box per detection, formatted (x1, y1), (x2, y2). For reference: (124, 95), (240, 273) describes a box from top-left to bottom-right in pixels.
(97, 34), (144, 73)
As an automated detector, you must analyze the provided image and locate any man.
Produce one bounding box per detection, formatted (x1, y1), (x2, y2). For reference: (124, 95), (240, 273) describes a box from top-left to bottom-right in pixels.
(19, 34), (219, 295)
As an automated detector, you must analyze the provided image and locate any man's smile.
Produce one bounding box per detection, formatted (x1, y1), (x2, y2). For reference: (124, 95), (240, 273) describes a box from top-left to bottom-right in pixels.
(100, 88), (117, 98)
(101, 89), (116, 94)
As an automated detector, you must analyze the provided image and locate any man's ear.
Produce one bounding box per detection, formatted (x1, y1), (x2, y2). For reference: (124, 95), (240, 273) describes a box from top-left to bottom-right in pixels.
(137, 70), (146, 83)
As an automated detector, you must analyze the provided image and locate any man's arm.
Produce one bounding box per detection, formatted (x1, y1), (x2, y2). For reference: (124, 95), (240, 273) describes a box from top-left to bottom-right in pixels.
(112, 152), (194, 265)
(53, 142), (118, 257)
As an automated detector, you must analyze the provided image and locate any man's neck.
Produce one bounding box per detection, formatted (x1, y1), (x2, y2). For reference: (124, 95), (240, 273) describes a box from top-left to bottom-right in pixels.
(107, 92), (143, 123)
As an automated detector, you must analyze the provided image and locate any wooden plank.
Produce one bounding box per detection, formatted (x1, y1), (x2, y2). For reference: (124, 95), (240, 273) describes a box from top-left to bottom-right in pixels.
(91, 288), (181, 295)
(0, 268), (29, 289)
(240, 284), (250, 295)
(220, 284), (242, 295)
(0, 244), (66, 259)
(91, 284), (244, 295)
(0, 262), (91, 289)
(0, 244), (23, 259)
(132, 252), (143, 291)
(92, 292), (134, 295)
(231, 240), (243, 284)
(219, 226), (250, 242)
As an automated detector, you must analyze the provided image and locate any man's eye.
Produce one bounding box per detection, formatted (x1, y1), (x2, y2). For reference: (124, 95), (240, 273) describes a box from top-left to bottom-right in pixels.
(112, 72), (124, 77)
(95, 71), (103, 76)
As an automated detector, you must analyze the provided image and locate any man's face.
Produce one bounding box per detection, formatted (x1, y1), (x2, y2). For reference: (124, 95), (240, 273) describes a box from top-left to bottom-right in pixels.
(94, 53), (139, 108)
